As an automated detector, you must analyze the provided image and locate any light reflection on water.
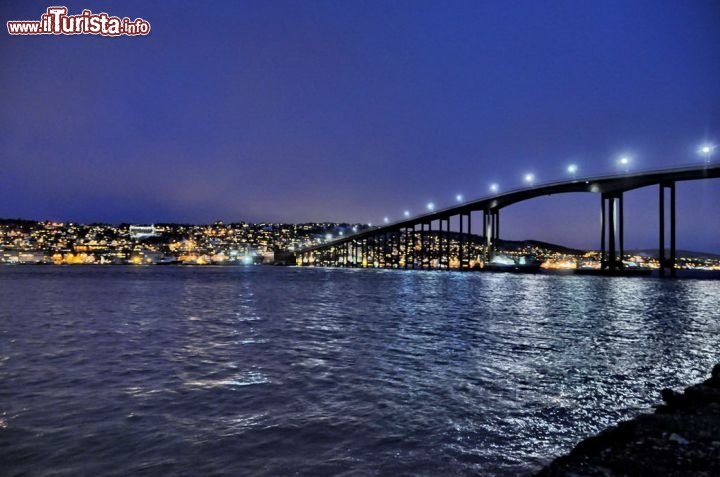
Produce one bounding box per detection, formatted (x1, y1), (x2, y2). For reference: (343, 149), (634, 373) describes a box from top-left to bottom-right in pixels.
(0, 266), (718, 476)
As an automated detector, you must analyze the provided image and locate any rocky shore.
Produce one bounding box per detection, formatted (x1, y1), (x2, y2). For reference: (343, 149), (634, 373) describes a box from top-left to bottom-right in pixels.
(535, 364), (720, 476)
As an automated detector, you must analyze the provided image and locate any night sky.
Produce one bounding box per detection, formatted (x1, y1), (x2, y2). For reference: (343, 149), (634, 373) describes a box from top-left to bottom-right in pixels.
(2, 1), (719, 252)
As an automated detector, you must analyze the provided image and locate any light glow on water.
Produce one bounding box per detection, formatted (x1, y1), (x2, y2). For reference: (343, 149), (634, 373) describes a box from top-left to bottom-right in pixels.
(0, 267), (718, 476)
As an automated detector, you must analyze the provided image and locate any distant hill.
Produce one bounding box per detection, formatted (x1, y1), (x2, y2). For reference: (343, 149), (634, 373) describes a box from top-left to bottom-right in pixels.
(495, 238), (587, 255)
(438, 232), (588, 255)
(628, 249), (720, 260)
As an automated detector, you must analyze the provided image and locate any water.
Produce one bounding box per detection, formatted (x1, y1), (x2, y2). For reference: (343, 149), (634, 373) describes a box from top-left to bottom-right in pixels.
(0, 266), (718, 476)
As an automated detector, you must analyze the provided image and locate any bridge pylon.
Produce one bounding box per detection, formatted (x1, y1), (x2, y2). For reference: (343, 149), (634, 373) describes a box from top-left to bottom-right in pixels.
(658, 181), (677, 278)
(483, 209), (500, 262)
(600, 192), (624, 272)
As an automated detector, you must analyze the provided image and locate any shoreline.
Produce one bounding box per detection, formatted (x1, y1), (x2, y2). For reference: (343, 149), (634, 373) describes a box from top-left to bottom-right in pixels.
(2, 263), (720, 279)
(535, 364), (720, 476)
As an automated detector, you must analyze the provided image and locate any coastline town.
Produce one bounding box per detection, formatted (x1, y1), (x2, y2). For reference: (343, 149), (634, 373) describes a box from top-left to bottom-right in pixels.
(1, 218), (718, 271)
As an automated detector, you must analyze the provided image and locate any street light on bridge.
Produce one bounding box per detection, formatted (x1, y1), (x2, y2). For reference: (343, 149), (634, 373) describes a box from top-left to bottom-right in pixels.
(427, 202), (435, 211)
(524, 173), (535, 185)
(490, 183), (499, 193)
(383, 217), (389, 224)
(404, 210), (410, 218)
(567, 164), (578, 178)
(618, 155), (631, 173)
(456, 194), (463, 202)
(698, 143), (716, 164)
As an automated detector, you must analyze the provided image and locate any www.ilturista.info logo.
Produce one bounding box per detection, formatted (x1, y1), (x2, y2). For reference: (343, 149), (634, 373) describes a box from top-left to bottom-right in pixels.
(7, 7), (150, 36)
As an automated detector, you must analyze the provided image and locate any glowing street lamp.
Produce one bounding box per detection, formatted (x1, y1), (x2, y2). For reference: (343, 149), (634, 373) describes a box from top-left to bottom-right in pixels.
(383, 217), (389, 224)
(403, 210), (410, 218)
(524, 173), (535, 185)
(456, 194), (463, 202)
(567, 164), (578, 178)
(427, 202), (435, 212)
(698, 143), (716, 164)
(618, 156), (631, 172)
(325, 233), (333, 241)
(490, 183), (499, 193)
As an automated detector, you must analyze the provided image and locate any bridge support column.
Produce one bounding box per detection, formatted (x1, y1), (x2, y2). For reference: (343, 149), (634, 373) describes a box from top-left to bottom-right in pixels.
(600, 192), (625, 272)
(600, 197), (605, 269)
(408, 227), (413, 269)
(383, 232), (389, 268)
(410, 227), (415, 269)
(430, 220), (435, 269)
(468, 212), (473, 268)
(377, 234), (382, 268)
(361, 238), (366, 268)
(484, 209), (500, 262)
(426, 222), (431, 270)
(389, 231), (394, 268)
(444, 218), (449, 269)
(608, 194), (616, 271)
(448, 217), (453, 270)
(619, 193), (624, 267)
(440, 219), (445, 269)
(374, 235), (380, 268)
(406, 227), (411, 269)
(484, 212), (489, 261)
(393, 230), (399, 268)
(459, 214), (464, 271)
(369, 236), (373, 268)
(658, 182), (677, 278)
(419, 223), (425, 269)
(443, 218), (448, 270)
(494, 210), (499, 245)
(442, 218), (448, 270)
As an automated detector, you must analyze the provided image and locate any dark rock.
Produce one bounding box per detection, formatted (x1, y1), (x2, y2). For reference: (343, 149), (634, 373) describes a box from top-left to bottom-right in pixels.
(661, 388), (682, 405)
(534, 364), (720, 477)
(711, 363), (720, 381)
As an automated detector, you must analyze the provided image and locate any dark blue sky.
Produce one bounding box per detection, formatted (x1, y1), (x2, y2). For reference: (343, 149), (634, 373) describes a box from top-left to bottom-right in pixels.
(2, 1), (719, 251)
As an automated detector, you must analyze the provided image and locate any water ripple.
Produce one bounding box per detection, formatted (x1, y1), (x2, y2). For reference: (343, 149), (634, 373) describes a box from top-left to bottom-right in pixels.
(0, 266), (718, 476)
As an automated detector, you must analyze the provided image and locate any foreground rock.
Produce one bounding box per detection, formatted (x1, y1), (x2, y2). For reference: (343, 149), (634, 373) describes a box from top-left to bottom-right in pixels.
(535, 364), (720, 477)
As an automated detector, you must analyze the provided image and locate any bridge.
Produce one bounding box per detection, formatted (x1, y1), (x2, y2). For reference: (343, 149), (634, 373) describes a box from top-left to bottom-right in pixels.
(298, 164), (720, 277)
